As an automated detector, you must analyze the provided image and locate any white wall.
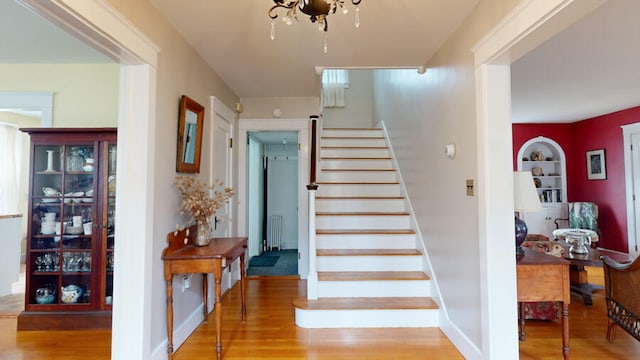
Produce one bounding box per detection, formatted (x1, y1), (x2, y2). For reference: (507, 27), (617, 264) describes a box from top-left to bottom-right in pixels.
(323, 70), (374, 128)
(372, 0), (521, 356)
(0, 64), (119, 127)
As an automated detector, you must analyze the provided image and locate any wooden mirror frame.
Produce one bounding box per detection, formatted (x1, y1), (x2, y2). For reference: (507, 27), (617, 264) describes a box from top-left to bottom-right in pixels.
(176, 95), (205, 173)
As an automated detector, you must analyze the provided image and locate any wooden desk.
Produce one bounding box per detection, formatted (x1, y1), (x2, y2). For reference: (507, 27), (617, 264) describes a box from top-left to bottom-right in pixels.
(162, 226), (248, 360)
(517, 248), (571, 359)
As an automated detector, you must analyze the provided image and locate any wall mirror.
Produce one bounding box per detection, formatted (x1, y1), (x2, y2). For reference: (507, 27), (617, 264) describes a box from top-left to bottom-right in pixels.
(176, 95), (204, 173)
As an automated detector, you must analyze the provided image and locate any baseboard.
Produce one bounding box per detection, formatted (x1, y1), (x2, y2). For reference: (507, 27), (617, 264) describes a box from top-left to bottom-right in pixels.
(151, 303), (205, 360)
(439, 313), (482, 359)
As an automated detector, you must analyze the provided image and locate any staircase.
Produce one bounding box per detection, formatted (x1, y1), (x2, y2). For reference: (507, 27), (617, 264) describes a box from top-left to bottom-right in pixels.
(294, 127), (440, 328)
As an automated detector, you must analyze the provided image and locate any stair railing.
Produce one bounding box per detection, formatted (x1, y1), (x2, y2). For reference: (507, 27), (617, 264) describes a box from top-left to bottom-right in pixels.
(307, 115), (319, 299)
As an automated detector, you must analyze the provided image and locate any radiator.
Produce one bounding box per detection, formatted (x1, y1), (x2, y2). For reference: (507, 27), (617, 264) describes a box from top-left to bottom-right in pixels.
(268, 215), (283, 251)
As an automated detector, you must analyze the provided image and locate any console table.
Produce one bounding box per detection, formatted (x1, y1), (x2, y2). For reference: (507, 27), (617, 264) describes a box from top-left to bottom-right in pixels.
(517, 248), (570, 359)
(162, 226), (247, 360)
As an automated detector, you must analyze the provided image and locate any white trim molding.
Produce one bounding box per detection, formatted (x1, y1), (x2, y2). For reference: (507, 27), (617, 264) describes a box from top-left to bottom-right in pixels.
(621, 122), (640, 258)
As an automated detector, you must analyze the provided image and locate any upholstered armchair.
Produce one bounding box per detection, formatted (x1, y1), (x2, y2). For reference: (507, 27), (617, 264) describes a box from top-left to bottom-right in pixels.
(520, 234), (565, 320)
(601, 255), (640, 342)
(554, 202), (600, 247)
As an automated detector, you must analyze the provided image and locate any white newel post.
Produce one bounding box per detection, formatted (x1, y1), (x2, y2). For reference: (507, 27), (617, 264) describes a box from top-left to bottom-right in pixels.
(307, 188), (318, 299)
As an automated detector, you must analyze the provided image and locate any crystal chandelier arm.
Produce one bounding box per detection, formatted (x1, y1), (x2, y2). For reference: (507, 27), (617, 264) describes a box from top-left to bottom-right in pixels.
(269, 0), (300, 20)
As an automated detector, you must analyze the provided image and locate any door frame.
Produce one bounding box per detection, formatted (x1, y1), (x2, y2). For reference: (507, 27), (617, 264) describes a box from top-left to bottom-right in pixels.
(18, 1), (160, 358)
(622, 122), (640, 257)
(237, 118), (309, 278)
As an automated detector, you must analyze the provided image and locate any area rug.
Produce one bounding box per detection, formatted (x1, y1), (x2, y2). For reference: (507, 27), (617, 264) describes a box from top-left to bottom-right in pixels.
(248, 255), (279, 267)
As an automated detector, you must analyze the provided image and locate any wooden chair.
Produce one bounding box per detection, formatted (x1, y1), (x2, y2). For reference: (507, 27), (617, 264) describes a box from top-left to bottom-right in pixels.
(601, 255), (640, 342)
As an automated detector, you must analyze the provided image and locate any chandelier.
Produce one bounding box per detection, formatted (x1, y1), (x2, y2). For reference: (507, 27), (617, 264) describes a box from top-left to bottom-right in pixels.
(269, 0), (362, 52)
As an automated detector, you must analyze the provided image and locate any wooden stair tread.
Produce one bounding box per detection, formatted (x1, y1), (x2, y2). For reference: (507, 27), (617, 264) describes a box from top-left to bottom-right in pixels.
(316, 181), (399, 185)
(323, 128), (383, 131)
(316, 229), (415, 235)
(321, 146), (388, 149)
(293, 297), (438, 310)
(317, 249), (421, 256)
(316, 196), (404, 200)
(320, 169), (396, 172)
(316, 212), (409, 216)
(318, 271), (430, 281)
(321, 157), (392, 160)
(321, 137), (385, 141)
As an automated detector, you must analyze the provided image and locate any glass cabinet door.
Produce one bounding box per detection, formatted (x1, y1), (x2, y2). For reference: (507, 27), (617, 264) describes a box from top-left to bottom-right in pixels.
(28, 143), (96, 306)
(104, 143), (116, 308)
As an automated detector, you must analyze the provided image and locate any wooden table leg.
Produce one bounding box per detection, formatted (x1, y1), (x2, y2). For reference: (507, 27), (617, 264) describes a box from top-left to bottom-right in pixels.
(165, 275), (174, 359)
(202, 273), (208, 320)
(518, 302), (526, 341)
(240, 252), (246, 322)
(561, 302), (570, 359)
(214, 261), (223, 360)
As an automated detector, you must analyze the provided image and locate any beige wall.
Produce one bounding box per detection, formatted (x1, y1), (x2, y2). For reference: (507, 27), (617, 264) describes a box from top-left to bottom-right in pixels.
(373, 0), (520, 354)
(240, 96), (320, 119)
(0, 64), (119, 127)
(104, 0), (239, 353)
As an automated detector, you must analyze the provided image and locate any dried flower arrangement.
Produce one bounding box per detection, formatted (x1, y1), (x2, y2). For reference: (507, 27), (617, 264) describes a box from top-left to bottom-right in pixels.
(174, 175), (234, 244)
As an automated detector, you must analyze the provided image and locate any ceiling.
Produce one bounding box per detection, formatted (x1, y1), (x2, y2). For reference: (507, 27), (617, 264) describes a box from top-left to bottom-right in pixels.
(1, 0), (639, 124)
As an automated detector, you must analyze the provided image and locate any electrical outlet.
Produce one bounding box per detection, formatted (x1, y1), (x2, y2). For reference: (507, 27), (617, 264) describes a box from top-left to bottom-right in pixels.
(181, 274), (191, 292)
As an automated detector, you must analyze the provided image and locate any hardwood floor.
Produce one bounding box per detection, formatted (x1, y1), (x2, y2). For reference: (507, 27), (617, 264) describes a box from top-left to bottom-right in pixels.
(1, 267), (639, 359)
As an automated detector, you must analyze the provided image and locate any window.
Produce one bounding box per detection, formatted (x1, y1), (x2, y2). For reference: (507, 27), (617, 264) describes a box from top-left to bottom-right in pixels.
(322, 69), (349, 108)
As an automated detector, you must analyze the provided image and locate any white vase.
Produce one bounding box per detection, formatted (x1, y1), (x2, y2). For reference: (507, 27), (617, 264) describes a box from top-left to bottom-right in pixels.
(45, 150), (55, 172)
(194, 223), (211, 246)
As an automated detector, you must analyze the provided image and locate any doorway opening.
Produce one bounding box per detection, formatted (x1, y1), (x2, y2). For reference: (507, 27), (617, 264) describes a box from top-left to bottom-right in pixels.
(247, 131), (299, 276)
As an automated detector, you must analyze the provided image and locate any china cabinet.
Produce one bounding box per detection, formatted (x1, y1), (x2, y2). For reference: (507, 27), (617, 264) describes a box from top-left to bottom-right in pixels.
(17, 128), (116, 330)
(517, 136), (568, 239)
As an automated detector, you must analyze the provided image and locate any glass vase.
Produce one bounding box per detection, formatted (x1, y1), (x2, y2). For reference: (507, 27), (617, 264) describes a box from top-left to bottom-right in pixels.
(195, 223), (211, 246)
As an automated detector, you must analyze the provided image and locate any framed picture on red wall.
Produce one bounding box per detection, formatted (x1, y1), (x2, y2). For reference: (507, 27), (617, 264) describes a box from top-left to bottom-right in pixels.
(586, 149), (606, 180)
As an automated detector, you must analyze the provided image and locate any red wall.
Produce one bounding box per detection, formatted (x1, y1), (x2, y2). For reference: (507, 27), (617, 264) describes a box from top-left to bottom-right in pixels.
(513, 106), (640, 252)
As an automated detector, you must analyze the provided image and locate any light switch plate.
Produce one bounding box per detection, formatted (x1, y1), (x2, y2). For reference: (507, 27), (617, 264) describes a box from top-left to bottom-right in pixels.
(466, 179), (474, 196)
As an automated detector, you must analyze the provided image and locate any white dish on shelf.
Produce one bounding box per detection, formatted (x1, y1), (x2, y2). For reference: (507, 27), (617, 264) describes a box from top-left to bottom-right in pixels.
(65, 226), (83, 235)
(81, 198), (93, 203)
(41, 198), (59, 203)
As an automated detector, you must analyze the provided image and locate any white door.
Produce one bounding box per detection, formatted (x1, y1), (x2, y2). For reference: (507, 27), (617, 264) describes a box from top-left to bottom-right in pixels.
(210, 97), (234, 238)
(630, 133), (640, 254)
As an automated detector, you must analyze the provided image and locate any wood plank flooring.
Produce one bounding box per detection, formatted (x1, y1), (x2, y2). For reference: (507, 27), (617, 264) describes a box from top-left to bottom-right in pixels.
(1, 267), (640, 359)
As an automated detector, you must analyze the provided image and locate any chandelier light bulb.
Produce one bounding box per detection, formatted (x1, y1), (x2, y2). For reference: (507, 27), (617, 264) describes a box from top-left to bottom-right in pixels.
(342, 8), (349, 15)
(323, 34), (328, 53)
(270, 22), (276, 40)
(355, 7), (360, 28)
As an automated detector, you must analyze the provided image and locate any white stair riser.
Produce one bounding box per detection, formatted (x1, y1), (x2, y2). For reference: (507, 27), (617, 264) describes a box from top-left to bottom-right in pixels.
(317, 255), (421, 271)
(318, 280), (431, 298)
(316, 215), (410, 229)
(322, 130), (384, 138)
(316, 234), (416, 249)
(316, 184), (401, 197)
(321, 148), (390, 158)
(322, 159), (393, 170)
(318, 171), (397, 183)
(295, 308), (439, 328)
(321, 138), (386, 147)
(316, 198), (405, 212)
